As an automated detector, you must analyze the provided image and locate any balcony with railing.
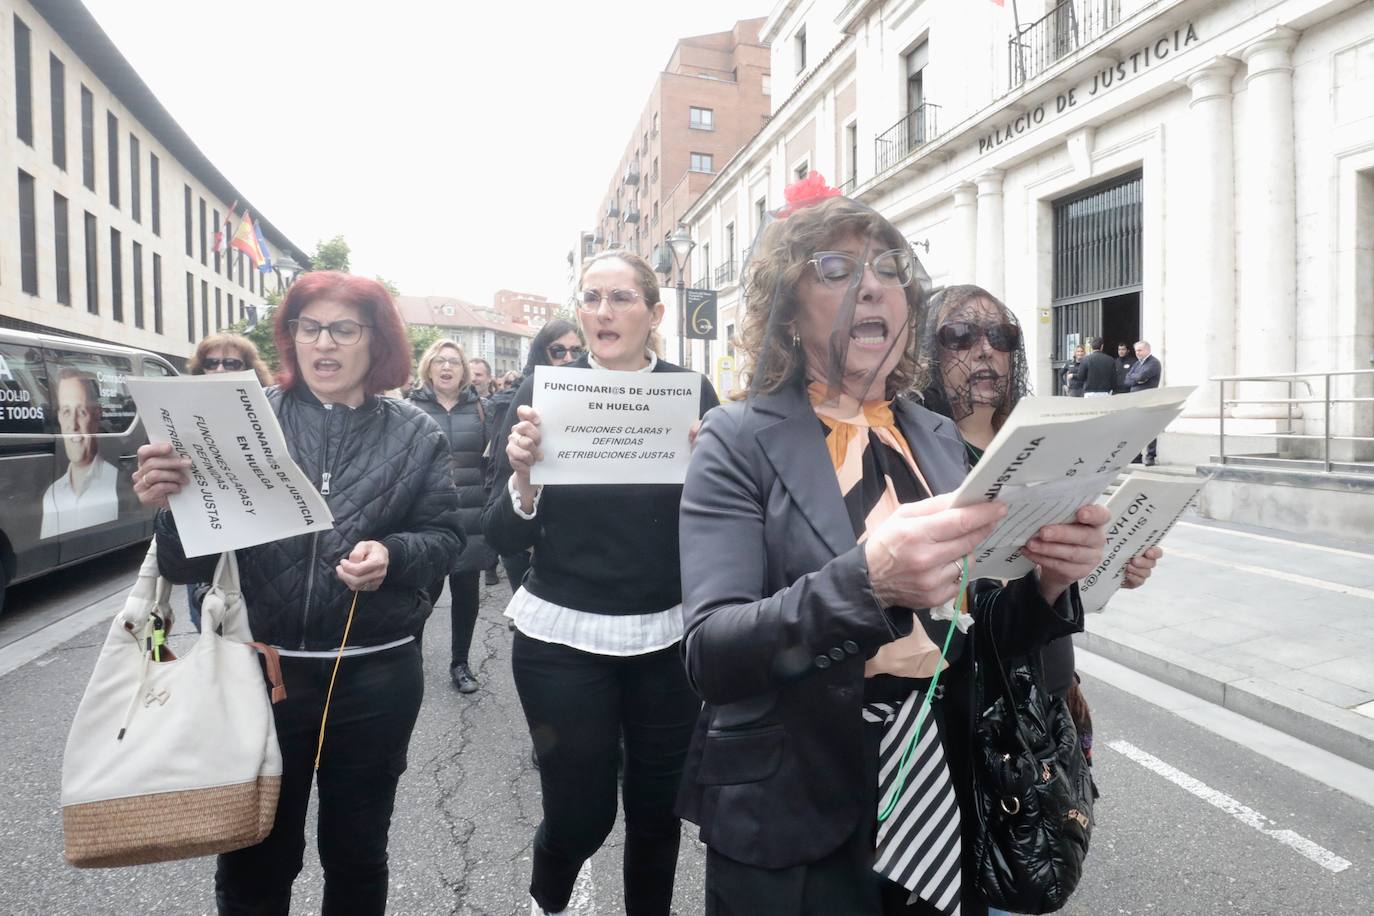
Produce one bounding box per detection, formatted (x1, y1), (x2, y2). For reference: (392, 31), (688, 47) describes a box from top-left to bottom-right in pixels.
(624, 206), (641, 224)
(713, 259), (737, 288)
(607, 203), (620, 219)
(1008, 0), (1122, 90)
(624, 163), (641, 186)
(693, 275), (710, 291)
(874, 103), (941, 175)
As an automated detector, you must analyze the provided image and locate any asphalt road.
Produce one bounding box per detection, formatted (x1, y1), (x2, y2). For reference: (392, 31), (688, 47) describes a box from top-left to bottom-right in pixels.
(1, 555), (1370, 915)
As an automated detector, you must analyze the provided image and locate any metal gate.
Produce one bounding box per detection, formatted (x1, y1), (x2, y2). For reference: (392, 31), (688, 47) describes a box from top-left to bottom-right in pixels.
(1051, 171), (1142, 362)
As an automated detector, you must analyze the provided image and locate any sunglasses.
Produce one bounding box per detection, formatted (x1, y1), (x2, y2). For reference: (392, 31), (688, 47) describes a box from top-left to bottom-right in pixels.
(936, 322), (1021, 353)
(547, 344), (586, 360)
(203, 357), (246, 371)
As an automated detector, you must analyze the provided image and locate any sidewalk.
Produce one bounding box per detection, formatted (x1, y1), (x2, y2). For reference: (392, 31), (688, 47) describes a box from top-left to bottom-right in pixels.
(1077, 477), (1374, 768)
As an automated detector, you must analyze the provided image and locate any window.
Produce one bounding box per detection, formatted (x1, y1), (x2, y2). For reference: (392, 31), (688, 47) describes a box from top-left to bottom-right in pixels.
(110, 228), (123, 322)
(150, 154), (160, 235)
(17, 170), (39, 295)
(227, 292), (235, 323)
(652, 157), (659, 181)
(47, 349), (136, 434)
(249, 257), (256, 293)
(213, 208), (221, 272)
(142, 358), (175, 378)
(690, 152), (714, 173)
(846, 122), (859, 184)
(50, 54), (66, 169)
(701, 242), (711, 284)
(762, 73), (771, 95)
(184, 185), (193, 255)
(153, 253), (164, 334)
(54, 193), (70, 305)
(201, 280), (209, 339)
(690, 107), (715, 130)
(795, 160), (810, 181)
(81, 86), (95, 190)
(906, 42), (928, 114)
(237, 251), (245, 288)
(132, 241), (144, 329)
(0, 342), (52, 436)
(725, 222), (735, 263)
(795, 26), (807, 74)
(198, 197), (207, 265)
(215, 287), (222, 330)
(652, 112), (659, 136)
(755, 196), (767, 230)
(726, 322), (736, 358)
(107, 112), (120, 207)
(84, 212), (99, 314)
(14, 15), (32, 146)
(129, 135), (141, 222)
(185, 272), (195, 343)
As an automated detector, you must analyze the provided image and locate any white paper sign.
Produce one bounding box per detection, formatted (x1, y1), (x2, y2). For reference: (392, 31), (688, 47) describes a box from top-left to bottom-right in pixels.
(950, 386), (1193, 578)
(1079, 472), (1206, 613)
(529, 366), (700, 486)
(125, 373), (334, 557)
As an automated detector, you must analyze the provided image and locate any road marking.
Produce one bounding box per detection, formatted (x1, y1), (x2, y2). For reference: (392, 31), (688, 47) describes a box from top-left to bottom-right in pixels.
(1164, 547), (1374, 602)
(1177, 521), (1374, 560)
(1106, 739), (1353, 874)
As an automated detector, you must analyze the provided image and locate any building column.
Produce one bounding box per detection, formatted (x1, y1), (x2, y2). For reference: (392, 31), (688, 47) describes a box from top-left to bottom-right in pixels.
(1235, 28), (1299, 419)
(950, 183), (978, 285)
(975, 171), (1005, 299)
(1180, 57), (1239, 417)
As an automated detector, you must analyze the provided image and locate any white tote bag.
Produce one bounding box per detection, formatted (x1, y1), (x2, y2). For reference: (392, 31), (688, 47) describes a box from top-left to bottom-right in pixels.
(61, 539), (285, 867)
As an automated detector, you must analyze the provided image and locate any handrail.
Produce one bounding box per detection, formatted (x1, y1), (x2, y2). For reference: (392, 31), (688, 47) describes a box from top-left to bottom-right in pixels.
(1216, 368), (1374, 472)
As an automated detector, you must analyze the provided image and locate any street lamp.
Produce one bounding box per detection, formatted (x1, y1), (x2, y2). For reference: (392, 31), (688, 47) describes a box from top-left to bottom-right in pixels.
(668, 225), (696, 367)
(274, 250), (303, 292)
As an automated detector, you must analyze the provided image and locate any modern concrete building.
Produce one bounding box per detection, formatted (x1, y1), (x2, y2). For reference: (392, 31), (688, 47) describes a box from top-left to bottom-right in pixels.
(0, 0), (305, 368)
(395, 296), (535, 377)
(682, 0), (1374, 538)
(580, 18), (771, 271)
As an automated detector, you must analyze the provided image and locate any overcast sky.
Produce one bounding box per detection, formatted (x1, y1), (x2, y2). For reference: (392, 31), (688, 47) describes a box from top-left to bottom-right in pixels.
(82, 0), (768, 306)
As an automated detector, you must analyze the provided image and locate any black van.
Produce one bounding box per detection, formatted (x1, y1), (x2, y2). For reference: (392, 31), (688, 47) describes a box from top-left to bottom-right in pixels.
(0, 329), (178, 613)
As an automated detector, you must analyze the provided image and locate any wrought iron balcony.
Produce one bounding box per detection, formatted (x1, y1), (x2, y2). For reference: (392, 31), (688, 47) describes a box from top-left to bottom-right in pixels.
(625, 207), (641, 224)
(713, 259), (737, 287)
(874, 103), (941, 175)
(1008, 0), (1121, 90)
(624, 164), (641, 185)
(693, 275), (710, 291)
(607, 203), (620, 219)
(839, 176), (857, 195)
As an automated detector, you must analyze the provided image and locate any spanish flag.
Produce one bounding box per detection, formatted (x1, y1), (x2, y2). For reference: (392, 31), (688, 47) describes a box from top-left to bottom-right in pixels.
(231, 211), (266, 268)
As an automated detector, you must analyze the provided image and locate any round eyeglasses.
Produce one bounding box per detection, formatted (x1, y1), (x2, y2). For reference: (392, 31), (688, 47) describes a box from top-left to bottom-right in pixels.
(288, 318), (371, 346)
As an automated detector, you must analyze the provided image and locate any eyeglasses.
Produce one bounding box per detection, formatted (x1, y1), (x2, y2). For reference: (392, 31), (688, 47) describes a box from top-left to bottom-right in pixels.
(288, 318), (371, 346)
(432, 357), (464, 369)
(807, 249), (917, 289)
(936, 321), (1022, 353)
(578, 288), (644, 312)
(203, 357), (245, 371)
(547, 344), (586, 361)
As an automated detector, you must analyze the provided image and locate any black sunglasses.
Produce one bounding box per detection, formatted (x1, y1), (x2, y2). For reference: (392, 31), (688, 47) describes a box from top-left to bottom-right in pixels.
(936, 321), (1021, 353)
(203, 357), (246, 371)
(547, 344), (586, 360)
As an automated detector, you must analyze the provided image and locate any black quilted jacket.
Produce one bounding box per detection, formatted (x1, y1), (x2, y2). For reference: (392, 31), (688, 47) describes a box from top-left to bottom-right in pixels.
(154, 385), (465, 650)
(407, 384), (495, 574)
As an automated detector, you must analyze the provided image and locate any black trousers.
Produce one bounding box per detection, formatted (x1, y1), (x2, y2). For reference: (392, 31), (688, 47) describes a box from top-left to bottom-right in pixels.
(427, 571), (481, 669)
(500, 551), (531, 594)
(215, 642), (424, 916)
(512, 631), (699, 915)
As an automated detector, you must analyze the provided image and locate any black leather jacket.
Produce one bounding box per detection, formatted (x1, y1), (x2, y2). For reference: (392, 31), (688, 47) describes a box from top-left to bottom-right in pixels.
(155, 385), (464, 649)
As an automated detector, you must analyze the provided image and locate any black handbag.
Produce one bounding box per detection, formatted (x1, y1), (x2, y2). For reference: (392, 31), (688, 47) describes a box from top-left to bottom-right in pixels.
(971, 619), (1094, 914)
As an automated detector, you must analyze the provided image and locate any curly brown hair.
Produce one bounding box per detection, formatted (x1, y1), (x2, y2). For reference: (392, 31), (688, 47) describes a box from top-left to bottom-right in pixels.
(188, 332), (274, 386)
(737, 196), (928, 399)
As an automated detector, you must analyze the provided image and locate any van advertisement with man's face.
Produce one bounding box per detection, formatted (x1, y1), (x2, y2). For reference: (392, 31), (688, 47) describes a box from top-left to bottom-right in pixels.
(0, 335), (163, 599)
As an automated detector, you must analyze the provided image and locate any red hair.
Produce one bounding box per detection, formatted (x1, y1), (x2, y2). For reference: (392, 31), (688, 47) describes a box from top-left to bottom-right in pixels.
(273, 271), (411, 396)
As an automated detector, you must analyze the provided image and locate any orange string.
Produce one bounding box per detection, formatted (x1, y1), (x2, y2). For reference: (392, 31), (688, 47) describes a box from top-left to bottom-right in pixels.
(314, 590), (361, 771)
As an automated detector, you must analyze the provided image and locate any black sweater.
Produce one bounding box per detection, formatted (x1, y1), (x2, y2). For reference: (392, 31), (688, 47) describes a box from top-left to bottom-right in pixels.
(482, 356), (719, 615)
(1077, 350), (1118, 394)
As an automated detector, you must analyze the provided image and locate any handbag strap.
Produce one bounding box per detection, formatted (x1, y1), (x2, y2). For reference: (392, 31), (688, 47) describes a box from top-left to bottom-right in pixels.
(979, 604), (1050, 765)
(245, 642), (288, 704)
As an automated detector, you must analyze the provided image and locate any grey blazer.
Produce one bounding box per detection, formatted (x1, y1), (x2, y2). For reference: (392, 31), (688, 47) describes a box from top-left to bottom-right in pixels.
(676, 381), (1082, 880)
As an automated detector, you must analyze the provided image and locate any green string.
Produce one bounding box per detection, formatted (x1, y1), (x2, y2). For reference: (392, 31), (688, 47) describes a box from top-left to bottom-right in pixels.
(877, 555), (969, 823)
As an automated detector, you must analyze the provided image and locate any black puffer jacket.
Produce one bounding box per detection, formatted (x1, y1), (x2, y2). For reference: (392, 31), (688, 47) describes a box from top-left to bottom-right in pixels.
(155, 385), (464, 650)
(408, 384), (495, 574)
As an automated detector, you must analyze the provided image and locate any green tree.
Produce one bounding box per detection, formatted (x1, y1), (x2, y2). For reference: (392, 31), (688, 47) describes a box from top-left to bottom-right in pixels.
(310, 235), (351, 272)
(375, 275), (401, 298)
(227, 305), (280, 374)
(407, 324), (445, 372)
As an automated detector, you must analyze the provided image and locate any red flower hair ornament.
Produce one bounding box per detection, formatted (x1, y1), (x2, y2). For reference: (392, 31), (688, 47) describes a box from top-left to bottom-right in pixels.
(776, 171), (843, 218)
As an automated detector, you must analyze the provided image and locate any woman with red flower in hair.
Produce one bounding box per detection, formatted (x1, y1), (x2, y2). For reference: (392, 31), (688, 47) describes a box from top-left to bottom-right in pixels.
(675, 177), (1110, 914)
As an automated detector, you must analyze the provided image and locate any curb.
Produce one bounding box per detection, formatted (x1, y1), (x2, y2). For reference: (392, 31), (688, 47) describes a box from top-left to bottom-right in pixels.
(1075, 622), (1374, 771)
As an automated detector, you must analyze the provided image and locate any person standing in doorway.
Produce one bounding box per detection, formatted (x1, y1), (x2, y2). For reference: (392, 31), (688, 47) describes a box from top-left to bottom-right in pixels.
(1125, 340), (1163, 464)
(1114, 342), (1137, 394)
(1078, 337), (1117, 397)
(1062, 345), (1086, 397)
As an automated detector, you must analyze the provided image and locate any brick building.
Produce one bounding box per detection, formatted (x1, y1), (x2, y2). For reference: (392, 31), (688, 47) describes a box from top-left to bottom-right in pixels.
(585, 18), (771, 267)
(394, 295), (535, 377)
(493, 289), (558, 328)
